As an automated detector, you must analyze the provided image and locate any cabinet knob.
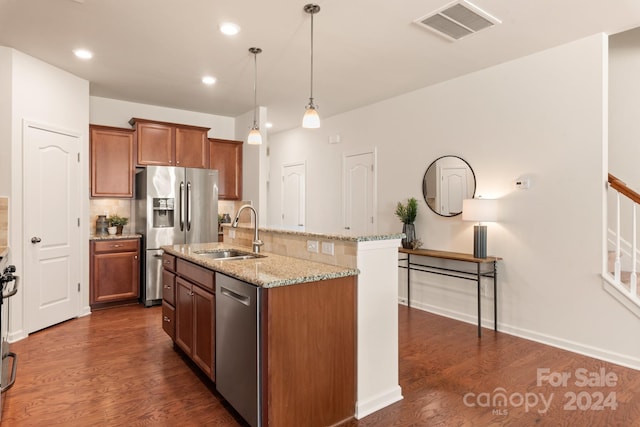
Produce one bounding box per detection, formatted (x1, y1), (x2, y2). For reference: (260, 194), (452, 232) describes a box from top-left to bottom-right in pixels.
(163, 316), (171, 323)
(164, 285), (171, 289)
(134, 255), (138, 259)
(111, 244), (123, 248)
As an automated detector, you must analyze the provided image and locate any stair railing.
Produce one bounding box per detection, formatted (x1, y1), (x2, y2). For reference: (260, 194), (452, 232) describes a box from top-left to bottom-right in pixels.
(608, 173), (638, 297)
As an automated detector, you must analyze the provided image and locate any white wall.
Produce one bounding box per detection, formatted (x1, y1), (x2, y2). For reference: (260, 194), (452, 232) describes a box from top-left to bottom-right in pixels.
(90, 96), (235, 139)
(0, 48), (11, 196)
(8, 48), (90, 339)
(268, 34), (640, 369)
(236, 106), (268, 223)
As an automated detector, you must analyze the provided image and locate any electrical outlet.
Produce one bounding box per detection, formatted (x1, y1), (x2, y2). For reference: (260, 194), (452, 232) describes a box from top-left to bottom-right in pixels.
(321, 241), (334, 256)
(307, 240), (319, 253)
(228, 229), (236, 239)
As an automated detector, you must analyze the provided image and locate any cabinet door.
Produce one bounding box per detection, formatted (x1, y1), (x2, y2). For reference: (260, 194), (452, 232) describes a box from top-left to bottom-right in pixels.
(176, 127), (208, 168)
(209, 138), (243, 200)
(136, 121), (174, 166)
(175, 278), (194, 355)
(193, 285), (215, 380)
(90, 125), (134, 198)
(91, 250), (139, 304)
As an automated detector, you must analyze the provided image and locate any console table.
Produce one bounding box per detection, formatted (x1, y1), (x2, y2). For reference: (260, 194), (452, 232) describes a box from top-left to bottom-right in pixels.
(398, 248), (502, 337)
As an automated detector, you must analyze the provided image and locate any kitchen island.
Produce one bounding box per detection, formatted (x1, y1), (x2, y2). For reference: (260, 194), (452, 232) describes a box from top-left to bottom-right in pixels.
(161, 242), (358, 427)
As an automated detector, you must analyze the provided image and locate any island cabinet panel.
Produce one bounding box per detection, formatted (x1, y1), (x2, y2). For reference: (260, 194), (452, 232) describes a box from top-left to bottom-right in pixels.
(162, 301), (175, 340)
(209, 138), (243, 200)
(131, 118), (210, 167)
(173, 270), (215, 380)
(262, 276), (356, 427)
(90, 239), (140, 309)
(90, 125), (135, 198)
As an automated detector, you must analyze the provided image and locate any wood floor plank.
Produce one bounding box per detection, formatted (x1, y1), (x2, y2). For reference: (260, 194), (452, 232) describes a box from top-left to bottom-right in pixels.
(2, 304), (639, 426)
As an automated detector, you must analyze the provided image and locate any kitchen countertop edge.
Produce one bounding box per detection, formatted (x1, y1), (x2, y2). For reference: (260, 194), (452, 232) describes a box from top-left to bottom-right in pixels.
(90, 234), (142, 241)
(162, 243), (359, 288)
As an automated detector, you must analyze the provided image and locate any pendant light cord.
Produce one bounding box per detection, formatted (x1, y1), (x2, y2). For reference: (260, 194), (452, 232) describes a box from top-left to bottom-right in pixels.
(253, 49), (258, 127)
(309, 9), (314, 104)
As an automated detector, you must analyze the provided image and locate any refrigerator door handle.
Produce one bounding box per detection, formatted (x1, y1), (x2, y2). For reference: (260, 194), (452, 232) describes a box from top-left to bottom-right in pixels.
(179, 181), (185, 231)
(187, 181), (192, 231)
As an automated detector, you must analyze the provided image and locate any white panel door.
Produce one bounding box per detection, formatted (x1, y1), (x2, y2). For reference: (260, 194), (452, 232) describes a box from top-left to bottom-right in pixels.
(24, 122), (81, 333)
(439, 167), (467, 216)
(343, 152), (375, 235)
(281, 163), (305, 231)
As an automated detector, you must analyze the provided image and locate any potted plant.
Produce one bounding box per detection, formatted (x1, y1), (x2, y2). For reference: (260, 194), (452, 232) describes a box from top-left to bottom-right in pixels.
(395, 197), (418, 249)
(108, 214), (129, 235)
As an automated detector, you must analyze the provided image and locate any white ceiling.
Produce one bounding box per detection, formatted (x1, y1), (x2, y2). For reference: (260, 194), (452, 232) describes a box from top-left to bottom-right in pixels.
(2, 0), (640, 133)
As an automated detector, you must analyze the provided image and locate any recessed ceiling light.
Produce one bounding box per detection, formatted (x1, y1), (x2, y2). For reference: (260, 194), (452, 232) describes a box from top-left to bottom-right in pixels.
(202, 76), (216, 85)
(73, 49), (93, 59)
(265, 122), (273, 129)
(219, 22), (240, 36)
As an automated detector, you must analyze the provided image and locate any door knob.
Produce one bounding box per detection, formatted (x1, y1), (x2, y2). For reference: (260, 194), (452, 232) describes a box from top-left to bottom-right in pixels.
(31, 237), (42, 244)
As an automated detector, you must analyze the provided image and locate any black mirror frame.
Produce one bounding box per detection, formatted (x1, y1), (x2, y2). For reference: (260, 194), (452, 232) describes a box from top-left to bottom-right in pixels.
(422, 155), (476, 217)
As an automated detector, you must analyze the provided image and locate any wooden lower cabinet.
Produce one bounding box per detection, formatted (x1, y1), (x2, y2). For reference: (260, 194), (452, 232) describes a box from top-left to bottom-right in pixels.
(163, 256), (356, 426)
(175, 277), (215, 380)
(90, 239), (140, 309)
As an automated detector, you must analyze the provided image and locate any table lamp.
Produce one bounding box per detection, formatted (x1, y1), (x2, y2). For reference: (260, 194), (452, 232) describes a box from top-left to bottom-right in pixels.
(462, 198), (497, 258)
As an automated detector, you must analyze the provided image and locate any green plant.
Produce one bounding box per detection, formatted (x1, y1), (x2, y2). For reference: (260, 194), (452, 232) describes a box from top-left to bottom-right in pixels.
(108, 214), (129, 227)
(395, 197), (418, 224)
(218, 214), (224, 224)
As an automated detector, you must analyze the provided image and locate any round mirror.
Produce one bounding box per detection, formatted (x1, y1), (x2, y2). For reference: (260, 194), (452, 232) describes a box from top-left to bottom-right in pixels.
(423, 156), (476, 217)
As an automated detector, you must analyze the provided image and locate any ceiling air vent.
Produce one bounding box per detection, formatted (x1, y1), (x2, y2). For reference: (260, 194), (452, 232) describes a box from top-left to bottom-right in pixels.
(414, 0), (501, 41)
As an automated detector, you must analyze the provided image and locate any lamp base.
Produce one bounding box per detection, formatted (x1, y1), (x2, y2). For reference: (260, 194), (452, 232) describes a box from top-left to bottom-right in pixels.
(473, 225), (487, 258)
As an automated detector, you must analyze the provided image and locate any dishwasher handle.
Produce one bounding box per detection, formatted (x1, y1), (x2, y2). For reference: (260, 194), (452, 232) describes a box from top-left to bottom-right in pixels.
(220, 286), (251, 306)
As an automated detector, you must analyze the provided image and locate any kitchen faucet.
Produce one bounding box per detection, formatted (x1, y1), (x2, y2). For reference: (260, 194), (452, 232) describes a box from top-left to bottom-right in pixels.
(232, 205), (263, 254)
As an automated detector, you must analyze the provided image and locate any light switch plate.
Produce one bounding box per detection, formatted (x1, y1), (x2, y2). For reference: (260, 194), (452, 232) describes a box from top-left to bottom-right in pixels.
(229, 229), (236, 238)
(321, 241), (334, 256)
(307, 240), (319, 253)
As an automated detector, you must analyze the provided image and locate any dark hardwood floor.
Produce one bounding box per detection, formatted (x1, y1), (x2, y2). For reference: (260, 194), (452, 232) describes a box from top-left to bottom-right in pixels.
(2, 304), (639, 426)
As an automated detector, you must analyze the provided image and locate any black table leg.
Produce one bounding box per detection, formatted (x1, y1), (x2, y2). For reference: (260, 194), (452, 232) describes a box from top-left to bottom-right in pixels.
(494, 260), (498, 331)
(407, 254), (411, 308)
(477, 263), (481, 337)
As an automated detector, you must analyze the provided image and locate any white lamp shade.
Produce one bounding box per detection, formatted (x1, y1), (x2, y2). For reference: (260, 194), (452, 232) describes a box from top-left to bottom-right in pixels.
(302, 107), (320, 128)
(462, 198), (497, 222)
(247, 128), (262, 145)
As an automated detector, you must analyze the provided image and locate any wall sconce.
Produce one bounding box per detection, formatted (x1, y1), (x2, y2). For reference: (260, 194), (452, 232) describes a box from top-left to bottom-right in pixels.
(462, 198), (497, 258)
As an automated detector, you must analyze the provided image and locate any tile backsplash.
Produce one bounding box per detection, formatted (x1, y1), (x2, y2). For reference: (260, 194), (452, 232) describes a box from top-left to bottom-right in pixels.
(89, 199), (132, 235)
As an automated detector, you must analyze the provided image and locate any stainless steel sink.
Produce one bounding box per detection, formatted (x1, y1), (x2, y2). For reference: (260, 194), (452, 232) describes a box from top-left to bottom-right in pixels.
(193, 249), (264, 261)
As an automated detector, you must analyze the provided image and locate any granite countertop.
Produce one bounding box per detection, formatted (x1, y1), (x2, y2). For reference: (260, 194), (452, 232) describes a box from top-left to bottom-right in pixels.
(90, 234), (142, 241)
(161, 242), (359, 288)
(222, 224), (404, 242)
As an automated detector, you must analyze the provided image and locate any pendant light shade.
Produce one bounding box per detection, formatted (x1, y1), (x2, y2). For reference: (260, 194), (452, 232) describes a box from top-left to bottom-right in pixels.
(248, 47), (262, 145)
(303, 4), (320, 129)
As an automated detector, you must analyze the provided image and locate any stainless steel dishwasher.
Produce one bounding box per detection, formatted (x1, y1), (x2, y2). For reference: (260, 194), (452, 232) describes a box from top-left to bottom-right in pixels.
(215, 273), (261, 427)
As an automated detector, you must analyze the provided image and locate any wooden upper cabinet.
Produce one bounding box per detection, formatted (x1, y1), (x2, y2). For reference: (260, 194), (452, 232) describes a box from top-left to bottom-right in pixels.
(90, 125), (135, 198)
(176, 126), (208, 168)
(130, 118), (209, 168)
(209, 138), (243, 200)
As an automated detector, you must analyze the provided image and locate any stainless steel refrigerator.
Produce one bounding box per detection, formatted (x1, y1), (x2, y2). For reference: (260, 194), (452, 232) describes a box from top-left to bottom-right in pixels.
(135, 166), (218, 306)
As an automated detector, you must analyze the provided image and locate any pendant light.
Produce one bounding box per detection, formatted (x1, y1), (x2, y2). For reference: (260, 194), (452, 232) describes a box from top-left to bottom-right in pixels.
(248, 47), (263, 145)
(302, 4), (320, 128)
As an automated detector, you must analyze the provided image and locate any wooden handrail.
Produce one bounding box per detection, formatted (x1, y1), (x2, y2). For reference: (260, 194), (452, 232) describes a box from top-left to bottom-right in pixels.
(609, 173), (640, 205)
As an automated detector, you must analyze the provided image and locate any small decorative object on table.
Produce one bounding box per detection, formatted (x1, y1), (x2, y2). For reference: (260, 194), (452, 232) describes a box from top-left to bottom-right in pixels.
(108, 214), (129, 235)
(395, 197), (419, 249)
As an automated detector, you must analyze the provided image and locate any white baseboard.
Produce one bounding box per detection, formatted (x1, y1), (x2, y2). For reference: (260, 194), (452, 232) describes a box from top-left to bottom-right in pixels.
(399, 298), (640, 371)
(355, 386), (403, 420)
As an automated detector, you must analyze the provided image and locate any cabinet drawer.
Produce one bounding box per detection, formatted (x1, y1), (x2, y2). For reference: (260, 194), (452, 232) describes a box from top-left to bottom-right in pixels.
(177, 259), (214, 291)
(162, 269), (176, 305)
(93, 239), (139, 253)
(162, 253), (176, 272)
(162, 301), (175, 340)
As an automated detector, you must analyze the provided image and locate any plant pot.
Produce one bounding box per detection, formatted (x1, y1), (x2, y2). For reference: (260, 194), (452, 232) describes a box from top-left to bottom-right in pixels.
(402, 223), (415, 249)
(116, 225), (123, 235)
(107, 226), (117, 235)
